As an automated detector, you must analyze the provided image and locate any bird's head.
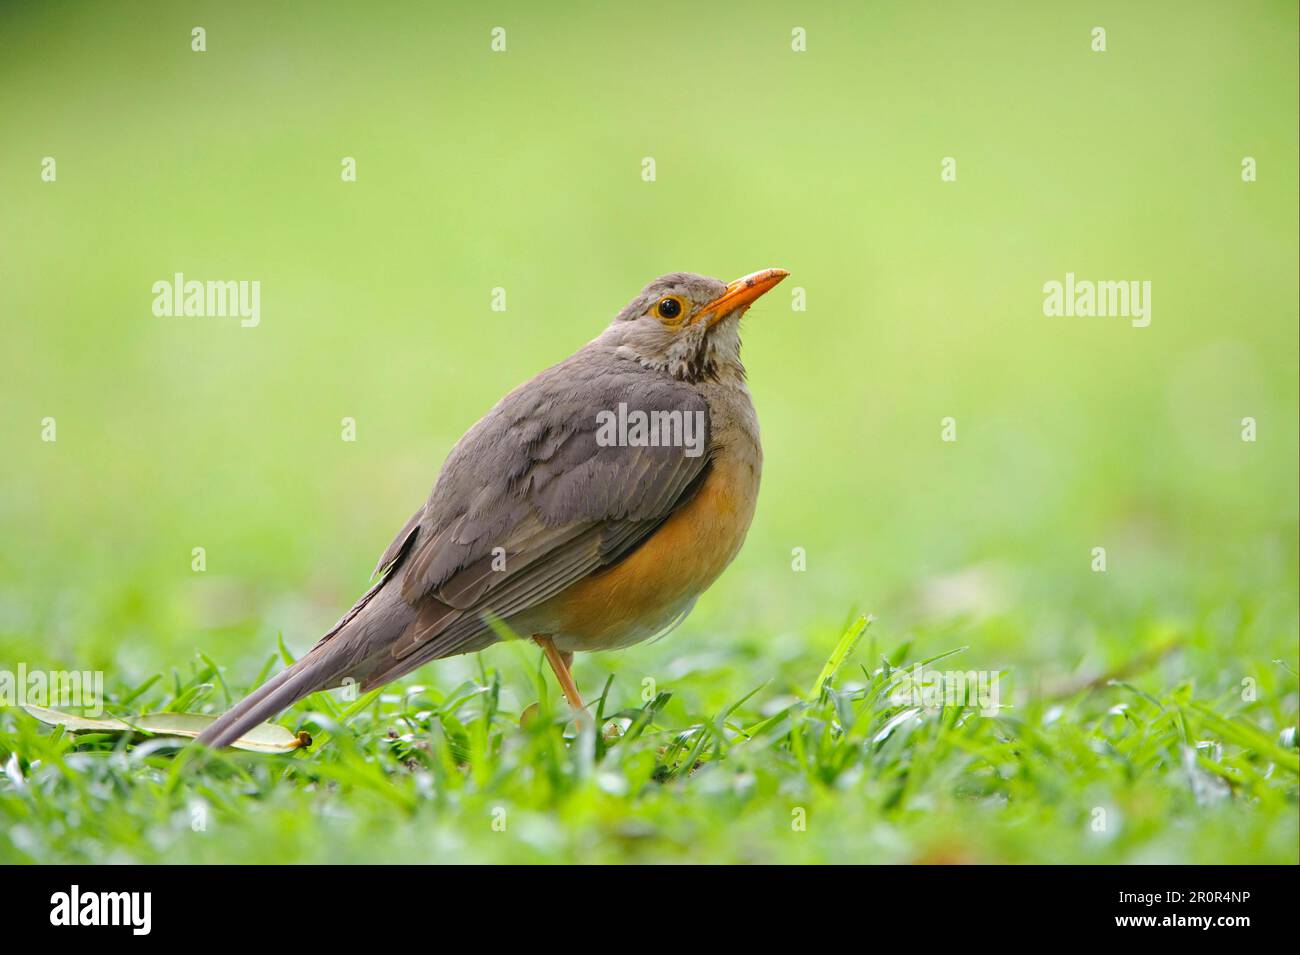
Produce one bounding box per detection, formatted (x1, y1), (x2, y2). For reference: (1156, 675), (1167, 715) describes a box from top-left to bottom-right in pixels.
(603, 268), (789, 382)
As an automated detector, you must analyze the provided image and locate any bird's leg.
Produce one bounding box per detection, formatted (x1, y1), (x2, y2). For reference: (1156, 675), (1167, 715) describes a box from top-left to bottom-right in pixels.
(533, 635), (586, 713)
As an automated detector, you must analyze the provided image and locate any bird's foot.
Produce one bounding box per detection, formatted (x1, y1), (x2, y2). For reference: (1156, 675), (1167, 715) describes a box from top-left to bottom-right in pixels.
(532, 634), (588, 716)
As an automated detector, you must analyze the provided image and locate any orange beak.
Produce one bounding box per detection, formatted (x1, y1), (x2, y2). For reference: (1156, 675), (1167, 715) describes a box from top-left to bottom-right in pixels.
(697, 268), (790, 326)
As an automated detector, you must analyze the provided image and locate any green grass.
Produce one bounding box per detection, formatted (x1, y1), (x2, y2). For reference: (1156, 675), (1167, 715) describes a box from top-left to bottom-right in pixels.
(2, 609), (1295, 864)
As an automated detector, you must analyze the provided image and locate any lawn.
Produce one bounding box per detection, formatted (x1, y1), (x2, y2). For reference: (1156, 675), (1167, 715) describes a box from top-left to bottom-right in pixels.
(1, 0), (1296, 864)
(4, 610), (1297, 863)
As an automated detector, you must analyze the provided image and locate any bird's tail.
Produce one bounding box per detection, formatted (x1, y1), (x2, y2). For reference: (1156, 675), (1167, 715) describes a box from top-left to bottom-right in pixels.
(194, 644), (350, 750)
(194, 536), (436, 750)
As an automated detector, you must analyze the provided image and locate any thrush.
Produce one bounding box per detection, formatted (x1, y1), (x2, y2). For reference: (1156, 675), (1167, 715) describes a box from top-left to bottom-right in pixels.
(195, 268), (789, 749)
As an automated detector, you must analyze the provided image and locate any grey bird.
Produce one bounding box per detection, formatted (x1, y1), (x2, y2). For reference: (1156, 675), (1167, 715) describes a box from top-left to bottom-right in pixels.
(195, 268), (789, 749)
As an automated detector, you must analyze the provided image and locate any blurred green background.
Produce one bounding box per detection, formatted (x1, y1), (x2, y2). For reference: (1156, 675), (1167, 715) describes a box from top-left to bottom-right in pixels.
(1, 0), (1296, 863)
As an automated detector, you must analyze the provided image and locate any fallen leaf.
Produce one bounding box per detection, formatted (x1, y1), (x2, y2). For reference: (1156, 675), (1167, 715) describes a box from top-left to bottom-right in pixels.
(21, 705), (307, 753)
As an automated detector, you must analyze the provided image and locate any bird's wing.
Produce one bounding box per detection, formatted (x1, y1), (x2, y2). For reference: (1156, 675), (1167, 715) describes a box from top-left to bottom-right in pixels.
(383, 350), (713, 663)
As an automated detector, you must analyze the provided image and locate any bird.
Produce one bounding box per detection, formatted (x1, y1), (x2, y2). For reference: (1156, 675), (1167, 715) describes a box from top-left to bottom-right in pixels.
(195, 267), (789, 749)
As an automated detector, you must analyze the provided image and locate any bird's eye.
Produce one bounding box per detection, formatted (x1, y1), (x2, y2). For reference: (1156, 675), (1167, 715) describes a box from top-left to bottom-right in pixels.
(656, 296), (684, 321)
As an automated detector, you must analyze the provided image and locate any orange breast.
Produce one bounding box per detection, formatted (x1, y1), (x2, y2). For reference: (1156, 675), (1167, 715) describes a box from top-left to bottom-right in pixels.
(543, 454), (759, 651)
